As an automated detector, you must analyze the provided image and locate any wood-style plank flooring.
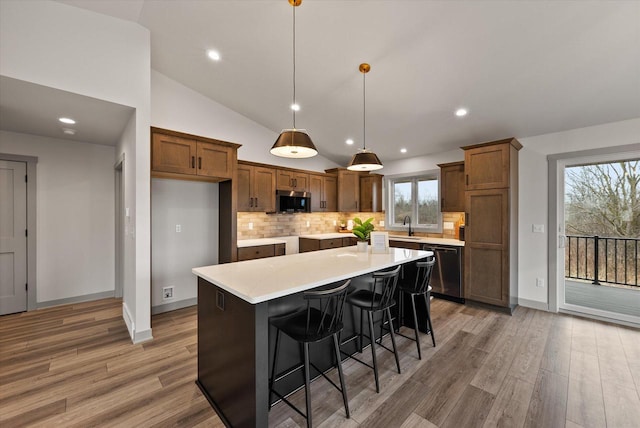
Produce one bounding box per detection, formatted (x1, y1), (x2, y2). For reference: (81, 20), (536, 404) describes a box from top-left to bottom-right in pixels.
(1, 298), (639, 427)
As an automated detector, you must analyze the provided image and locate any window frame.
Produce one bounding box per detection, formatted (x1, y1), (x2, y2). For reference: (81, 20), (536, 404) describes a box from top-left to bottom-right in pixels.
(384, 170), (442, 233)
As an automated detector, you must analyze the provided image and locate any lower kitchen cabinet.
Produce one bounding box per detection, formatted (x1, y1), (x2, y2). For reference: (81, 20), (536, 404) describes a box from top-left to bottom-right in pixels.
(237, 243), (285, 261)
(299, 236), (355, 253)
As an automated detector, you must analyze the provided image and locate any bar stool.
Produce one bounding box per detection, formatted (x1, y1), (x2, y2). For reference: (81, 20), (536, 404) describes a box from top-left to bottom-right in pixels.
(268, 280), (351, 428)
(343, 265), (401, 393)
(397, 257), (436, 359)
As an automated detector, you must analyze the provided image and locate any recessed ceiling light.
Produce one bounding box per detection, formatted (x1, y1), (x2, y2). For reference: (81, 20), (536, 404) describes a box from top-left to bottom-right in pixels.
(207, 50), (220, 61)
(455, 108), (468, 117)
(59, 117), (76, 124)
(290, 103), (300, 111)
(346, 139), (354, 145)
(400, 148), (407, 153)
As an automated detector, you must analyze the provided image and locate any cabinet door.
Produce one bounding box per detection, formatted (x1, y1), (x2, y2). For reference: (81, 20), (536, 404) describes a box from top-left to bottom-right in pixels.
(152, 133), (196, 175)
(253, 167), (276, 212)
(237, 164), (253, 212)
(293, 173), (309, 192)
(309, 174), (324, 212)
(319, 239), (343, 250)
(465, 144), (510, 190)
(197, 142), (233, 179)
(359, 174), (383, 212)
(276, 170), (295, 191)
(324, 175), (338, 212)
(440, 163), (465, 212)
(338, 170), (359, 212)
(464, 189), (509, 307)
(299, 238), (320, 253)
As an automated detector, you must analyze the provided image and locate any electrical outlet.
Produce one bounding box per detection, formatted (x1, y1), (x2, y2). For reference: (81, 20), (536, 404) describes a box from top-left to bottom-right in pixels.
(536, 278), (545, 288)
(248, 222), (253, 230)
(306, 221), (310, 227)
(162, 286), (174, 300)
(443, 221), (454, 230)
(333, 220), (337, 226)
(175, 224), (181, 233)
(379, 220), (385, 227)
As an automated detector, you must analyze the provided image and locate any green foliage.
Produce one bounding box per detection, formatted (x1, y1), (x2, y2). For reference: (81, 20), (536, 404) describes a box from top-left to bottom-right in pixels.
(352, 217), (375, 241)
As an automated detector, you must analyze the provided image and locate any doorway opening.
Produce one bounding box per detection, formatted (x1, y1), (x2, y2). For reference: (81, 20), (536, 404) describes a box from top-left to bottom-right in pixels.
(551, 149), (639, 326)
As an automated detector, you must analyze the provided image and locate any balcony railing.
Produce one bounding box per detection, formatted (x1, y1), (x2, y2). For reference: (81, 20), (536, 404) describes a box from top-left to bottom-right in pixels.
(565, 235), (639, 287)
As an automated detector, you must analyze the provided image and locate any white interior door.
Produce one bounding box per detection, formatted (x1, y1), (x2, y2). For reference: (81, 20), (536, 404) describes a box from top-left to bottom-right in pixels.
(0, 160), (27, 315)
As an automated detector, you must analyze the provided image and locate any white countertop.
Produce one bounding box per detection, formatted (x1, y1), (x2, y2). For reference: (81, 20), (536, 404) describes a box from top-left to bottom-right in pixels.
(388, 235), (465, 247)
(193, 247), (433, 304)
(237, 238), (287, 248)
(298, 233), (351, 240)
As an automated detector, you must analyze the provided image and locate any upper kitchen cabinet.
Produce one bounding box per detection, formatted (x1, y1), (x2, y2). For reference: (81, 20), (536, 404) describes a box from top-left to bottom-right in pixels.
(359, 173), (383, 212)
(461, 138), (521, 310)
(151, 127), (238, 181)
(309, 173), (337, 212)
(276, 169), (309, 192)
(326, 168), (359, 212)
(237, 161), (276, 212)
(463, 138), (522, 190)
(438, 161), (465, 212)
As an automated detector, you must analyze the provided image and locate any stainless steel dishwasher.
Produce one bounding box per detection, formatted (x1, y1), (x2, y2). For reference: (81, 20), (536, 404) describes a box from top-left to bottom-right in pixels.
(423, 244), (464, 303)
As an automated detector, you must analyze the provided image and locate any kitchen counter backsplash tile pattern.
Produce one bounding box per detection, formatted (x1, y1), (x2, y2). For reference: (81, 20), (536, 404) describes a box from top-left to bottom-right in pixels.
(237, 212), (464, 240)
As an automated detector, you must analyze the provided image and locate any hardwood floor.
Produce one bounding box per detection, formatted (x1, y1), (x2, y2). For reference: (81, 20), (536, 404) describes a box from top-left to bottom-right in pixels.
(1, 298), (639, 427)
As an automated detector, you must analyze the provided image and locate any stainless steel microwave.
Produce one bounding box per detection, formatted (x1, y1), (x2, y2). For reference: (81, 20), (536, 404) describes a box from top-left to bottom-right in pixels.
(275, 190), (311, 213)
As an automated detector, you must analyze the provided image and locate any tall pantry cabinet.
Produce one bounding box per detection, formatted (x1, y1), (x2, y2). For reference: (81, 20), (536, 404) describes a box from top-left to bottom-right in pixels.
(462, 138), (522, 311)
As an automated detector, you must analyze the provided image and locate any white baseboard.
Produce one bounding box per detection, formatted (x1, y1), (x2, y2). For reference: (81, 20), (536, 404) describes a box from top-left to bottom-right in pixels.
(152, 297), (197, 315)
(518, 298), (549, 311)
(122, 301), (135, 340)
(37, 291), (115, 309)
(133, 329), (153, 344)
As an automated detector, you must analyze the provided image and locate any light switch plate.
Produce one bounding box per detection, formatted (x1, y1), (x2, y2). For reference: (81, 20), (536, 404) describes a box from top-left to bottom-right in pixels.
(532, 224), (545, 233)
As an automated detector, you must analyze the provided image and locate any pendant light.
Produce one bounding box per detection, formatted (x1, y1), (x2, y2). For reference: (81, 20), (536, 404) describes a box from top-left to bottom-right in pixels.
(271, 0), (318, 159)
(347, 63), (383, 171)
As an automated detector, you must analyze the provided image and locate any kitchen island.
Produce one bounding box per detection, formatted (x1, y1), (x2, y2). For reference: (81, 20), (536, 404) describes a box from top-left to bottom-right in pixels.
(192, 246), (432, 428)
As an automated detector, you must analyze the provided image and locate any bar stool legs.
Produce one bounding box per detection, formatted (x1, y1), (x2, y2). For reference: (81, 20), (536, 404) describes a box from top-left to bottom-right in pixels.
(333, 334), (350, 418)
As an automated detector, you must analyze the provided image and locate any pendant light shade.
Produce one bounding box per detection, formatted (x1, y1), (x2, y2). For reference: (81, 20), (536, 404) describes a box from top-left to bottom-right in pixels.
(347, 63), (383, 171)
(271, 0), (318, 158)
(270, 129), (317, 158)
(348, 150), (384, 171)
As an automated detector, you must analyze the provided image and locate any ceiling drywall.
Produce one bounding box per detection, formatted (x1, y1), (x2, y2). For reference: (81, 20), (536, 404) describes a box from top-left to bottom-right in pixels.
(0, 76), (134, 146)
(41, 1), (640, 164)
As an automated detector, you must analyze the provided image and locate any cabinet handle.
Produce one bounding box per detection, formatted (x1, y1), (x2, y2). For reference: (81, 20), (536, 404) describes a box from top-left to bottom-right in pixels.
(250, 198), (253, 207)
(191, 156), (195, 168)
(466, 174), (469, 185)
(198, 157), (202, 169)
(255, 197), (258, 207)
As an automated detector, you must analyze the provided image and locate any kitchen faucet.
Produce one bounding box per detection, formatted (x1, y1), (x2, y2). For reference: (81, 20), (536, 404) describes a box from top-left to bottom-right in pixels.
(403, 215), (413, 236)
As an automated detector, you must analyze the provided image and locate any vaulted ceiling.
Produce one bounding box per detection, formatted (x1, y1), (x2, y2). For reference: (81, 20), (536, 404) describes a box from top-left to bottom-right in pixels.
(50, 1), (640, 163)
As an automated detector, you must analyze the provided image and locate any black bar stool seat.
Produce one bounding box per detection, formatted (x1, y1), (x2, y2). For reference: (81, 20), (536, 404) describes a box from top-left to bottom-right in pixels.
(269, 280), (351, 428)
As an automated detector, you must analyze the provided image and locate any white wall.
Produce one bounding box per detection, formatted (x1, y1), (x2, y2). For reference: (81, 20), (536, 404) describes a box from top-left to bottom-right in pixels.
(0, 1), (152, 342)
(151, 179), (219, 308)
(0, 131), (115, 303)
(151, 70), (339, 172)
(379, 117), (640, 309)
(518, 118), (640, 307)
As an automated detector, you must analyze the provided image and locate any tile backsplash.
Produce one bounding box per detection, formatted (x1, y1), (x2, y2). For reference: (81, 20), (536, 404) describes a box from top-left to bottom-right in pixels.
(237, 211), (465, 240)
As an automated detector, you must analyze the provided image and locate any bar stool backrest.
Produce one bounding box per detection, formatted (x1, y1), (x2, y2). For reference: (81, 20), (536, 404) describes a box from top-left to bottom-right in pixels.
(303, 279), (351, 337)
(413, 257), (436, 294)
(371, 265), (401, 310)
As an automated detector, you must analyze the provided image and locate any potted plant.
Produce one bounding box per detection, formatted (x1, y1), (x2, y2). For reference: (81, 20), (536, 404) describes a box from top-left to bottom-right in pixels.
(352, 217), (374, 252)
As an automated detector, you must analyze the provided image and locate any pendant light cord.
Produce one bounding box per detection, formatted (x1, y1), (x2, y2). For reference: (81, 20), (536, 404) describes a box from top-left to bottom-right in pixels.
(363, 71), (366, 151)
(292, 4), (296, 129)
